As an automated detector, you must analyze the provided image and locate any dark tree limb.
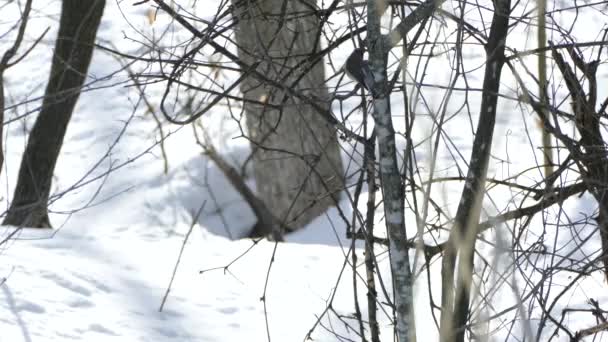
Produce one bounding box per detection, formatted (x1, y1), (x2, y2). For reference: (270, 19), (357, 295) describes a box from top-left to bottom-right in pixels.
(363, 134), (381, 342)
(439, 1), (511, 342)
(191, 123), (284, 241)
(572, 322), (608, 341)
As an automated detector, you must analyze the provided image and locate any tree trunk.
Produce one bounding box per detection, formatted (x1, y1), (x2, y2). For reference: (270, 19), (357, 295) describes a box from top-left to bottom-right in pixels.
(3, 0), (106, 228)
(439, 2), (511, 341)
(231, 0), (344, 233)
(366, 0), (416, 340)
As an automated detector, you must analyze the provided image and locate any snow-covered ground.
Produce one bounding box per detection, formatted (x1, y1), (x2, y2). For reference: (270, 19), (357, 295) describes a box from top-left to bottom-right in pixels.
(0, 2), (390, 341)
(0, 221), (370, 341)
(1, 0), (607, 341)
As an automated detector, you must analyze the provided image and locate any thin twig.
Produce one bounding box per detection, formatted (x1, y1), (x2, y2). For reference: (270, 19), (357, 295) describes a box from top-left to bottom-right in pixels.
(159, 201), (206, 312)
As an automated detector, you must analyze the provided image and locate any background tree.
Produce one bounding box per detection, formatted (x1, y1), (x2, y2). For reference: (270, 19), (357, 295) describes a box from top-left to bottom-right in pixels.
(231, 0), (344, 236)
(3, 0), (106, 227)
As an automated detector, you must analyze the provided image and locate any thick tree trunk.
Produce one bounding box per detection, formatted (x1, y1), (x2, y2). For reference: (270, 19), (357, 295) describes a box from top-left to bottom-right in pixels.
(231, 0), (344, 233)
(3, 0), (106, 228)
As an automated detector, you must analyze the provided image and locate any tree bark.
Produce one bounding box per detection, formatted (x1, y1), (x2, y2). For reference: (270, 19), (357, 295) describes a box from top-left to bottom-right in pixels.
(3, 0), (106, 228)
(231, 0), (344, 234)
(366, 1), (416, 341)
(439, 2), (511, 342)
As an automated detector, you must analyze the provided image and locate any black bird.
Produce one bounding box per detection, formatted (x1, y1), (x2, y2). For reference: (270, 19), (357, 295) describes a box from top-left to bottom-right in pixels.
(343, 48), (376, 95)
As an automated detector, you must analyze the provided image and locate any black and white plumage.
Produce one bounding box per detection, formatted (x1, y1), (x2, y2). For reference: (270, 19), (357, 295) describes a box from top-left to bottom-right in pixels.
(343, 48), (376, 95)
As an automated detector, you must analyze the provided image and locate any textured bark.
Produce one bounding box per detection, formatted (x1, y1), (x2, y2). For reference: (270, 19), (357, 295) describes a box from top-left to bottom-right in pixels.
(366, 1), (415, 341)
(3, 0), (106, 227)
(231, 0), (344, 233)
(364, 137), (380, 342)
(439, 2), (511, 342)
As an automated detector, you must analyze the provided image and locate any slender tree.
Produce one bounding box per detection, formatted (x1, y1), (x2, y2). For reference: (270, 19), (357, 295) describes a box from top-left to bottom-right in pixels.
(440, 1), (511, 341)
(3, 0), (106, 227)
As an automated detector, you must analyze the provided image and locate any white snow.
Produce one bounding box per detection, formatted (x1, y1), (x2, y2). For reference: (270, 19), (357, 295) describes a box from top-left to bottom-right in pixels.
(0, 2), (390, 341)
(0, 1), (607, 342)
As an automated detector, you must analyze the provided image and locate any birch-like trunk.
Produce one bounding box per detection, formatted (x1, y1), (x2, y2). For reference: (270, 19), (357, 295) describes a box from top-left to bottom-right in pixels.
(366, 1), (415, 341)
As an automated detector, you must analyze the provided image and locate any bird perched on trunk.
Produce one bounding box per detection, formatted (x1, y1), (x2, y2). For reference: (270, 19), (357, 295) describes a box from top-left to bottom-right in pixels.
(343, 48), (376, 96)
